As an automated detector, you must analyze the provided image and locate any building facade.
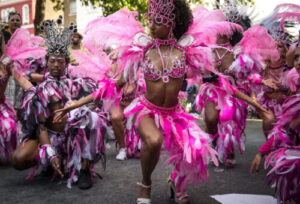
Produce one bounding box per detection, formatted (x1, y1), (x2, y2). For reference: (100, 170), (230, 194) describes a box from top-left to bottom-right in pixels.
(0, 0), (35, 34)
(64, 0), (102, 34)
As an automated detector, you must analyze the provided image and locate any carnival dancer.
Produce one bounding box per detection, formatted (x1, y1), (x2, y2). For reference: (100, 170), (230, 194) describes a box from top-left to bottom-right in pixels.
(250, 44), (300, 204)
(53, 0), (223, 203)
(72, 8), (147, 160)
(11, 18), (106, 190)
(110, 63), (145, 160)
(193, 5), (278, 167)
(0, 31), (18, 163)
(0, 22), (44, 163)
(255, 5), (298, 138)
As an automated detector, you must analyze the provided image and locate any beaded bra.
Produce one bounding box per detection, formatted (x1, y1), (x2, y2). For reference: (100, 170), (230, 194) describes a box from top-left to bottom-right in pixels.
(142, 38), (187, 83)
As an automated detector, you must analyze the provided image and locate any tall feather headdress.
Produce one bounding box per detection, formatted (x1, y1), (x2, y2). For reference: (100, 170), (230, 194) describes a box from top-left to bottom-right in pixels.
(40, 16), (77, 56)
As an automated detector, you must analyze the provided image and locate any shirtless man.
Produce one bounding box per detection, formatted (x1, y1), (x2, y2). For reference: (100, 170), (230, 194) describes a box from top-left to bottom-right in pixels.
(12, 19), (105, 190)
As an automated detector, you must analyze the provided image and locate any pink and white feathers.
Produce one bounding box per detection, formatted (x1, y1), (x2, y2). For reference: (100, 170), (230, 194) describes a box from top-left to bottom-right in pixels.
(83, 8), (145, 51)
(282, 68), (300, 92)
(186, 6), (243, 45)
(238, 25), (279, 61)
(68, 48), (112, 82)
(274, 3), (300, 31)
(5, 28), (46, 72)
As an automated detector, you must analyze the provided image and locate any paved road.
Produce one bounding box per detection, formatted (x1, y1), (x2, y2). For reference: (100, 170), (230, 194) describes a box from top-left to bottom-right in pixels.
(0, 120), (276, 204)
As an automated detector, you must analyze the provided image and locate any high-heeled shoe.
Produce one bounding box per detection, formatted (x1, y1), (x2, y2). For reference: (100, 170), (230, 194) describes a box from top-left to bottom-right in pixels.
(167, 177), (190, 204)
(137, 182), (151, 204)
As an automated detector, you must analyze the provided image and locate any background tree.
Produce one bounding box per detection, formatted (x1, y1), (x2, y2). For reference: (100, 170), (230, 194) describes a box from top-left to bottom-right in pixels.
(34, 0), (255, 34)
(34, 0), (46, 35)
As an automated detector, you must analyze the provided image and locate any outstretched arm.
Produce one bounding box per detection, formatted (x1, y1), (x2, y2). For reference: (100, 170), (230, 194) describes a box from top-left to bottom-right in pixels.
(249, 136), (274, 174)
(10, 65), (33, 90)
(53, 94), (94, 123)
(28, 73), (45, 83)
(234, 91), (267, 113)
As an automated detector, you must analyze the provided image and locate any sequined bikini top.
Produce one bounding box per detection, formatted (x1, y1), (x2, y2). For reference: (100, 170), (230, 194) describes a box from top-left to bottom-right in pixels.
(142, 52), (187, 83)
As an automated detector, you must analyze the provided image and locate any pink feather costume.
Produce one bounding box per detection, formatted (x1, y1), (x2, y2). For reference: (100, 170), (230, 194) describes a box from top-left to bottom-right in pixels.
(193, 7), (279, 163)
(258, 70), (300, 203)
(21, 74), (106, 187)
(0, 56), (18, 162)
(82, 8), (148, 153)
(189, 7), (248, 163)
(86, 5), (220, 194)
(256, 62), (287, 117)
(0, 28), (44, 162)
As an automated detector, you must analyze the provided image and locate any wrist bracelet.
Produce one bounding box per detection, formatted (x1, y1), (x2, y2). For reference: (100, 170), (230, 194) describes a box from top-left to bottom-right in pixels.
(40, 144), (57, 162)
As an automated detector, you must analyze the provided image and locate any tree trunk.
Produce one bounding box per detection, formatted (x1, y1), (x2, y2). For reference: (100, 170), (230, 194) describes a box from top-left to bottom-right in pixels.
(215, 0), (220, 9)
(34, 0), (46, 35)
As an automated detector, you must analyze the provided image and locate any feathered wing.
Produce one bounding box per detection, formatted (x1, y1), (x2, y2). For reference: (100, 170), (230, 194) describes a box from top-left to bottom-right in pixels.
(282, 68), (300, 92)
(265, 146), (300, 203)
(83, 8), (145, 50)
(275, 3), (300, 13)
(68, 49), (112, 82)
(111, 32), (152, 83)
(238, 25), (279, 61)
(274, 12), (300, 31)
(5, 28), (46, 72)
(187, 6), (243, 45)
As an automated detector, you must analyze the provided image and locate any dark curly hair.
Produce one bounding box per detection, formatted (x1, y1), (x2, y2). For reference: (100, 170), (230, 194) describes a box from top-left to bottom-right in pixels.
(172, 0), (193, 40)
(230, 29), (244, 47)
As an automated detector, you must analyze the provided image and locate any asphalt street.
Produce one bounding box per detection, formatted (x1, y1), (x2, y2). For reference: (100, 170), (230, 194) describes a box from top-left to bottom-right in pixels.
(0, 120), (277, 204)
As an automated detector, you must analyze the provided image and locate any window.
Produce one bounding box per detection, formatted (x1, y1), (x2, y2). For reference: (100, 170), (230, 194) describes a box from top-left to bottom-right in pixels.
(1, 7), (16, 23)
(1, 9), (7, 22)
(22, 4), (29, 24)
(70, 0), (76, 16)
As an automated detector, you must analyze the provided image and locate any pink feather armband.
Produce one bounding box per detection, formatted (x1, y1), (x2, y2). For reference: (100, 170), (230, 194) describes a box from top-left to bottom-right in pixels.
(248, 74), (263, 84)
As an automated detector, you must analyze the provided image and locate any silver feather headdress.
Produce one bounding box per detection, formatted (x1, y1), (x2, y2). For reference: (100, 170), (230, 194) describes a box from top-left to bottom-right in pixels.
(260, 3), (300, 47)
(40, 16), (77, 56)
(260, 15), (294, 47)
(219, 0), (254, 31)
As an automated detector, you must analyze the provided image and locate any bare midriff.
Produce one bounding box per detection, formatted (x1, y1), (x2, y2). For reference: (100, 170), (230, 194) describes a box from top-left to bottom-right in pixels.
(143, 46), (184, 108)
(47, 99), (68, 132)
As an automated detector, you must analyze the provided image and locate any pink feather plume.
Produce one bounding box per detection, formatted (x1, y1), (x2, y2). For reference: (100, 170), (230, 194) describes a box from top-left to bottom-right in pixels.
(238, 25), (279, 61)
(83, 8), (145, 50)
(68, 49), (112, 82)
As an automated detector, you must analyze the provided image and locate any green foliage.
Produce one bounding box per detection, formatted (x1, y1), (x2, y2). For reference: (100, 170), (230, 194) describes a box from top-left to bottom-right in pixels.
(50, 0), (64, 11)
(50, 0), (255, 19)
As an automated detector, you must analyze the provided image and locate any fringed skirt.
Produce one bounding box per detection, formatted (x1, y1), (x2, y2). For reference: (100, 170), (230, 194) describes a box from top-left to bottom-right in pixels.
(265, 146), (300, 204)
(194, 82), (248, 162)
(124, 95), (218, 193)
(27, 106), (106, 188)
(0, 98), (18, 162)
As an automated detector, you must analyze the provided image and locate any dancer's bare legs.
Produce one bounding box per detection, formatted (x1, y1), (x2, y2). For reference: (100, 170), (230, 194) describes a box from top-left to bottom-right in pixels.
(204, 101), (219, 137)
(12, 140), (39, 170)
(137, 116), (163, 199)
(110, 105), (127, 160)
(111, 105), (126, 148)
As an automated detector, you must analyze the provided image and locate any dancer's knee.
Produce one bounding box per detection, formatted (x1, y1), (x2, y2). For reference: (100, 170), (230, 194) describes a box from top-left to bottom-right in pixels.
(12, 150), (30, 170)
(111, 110), (124, 124)
(263, 112), (275, 126)
(143, 132), (163, 151)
